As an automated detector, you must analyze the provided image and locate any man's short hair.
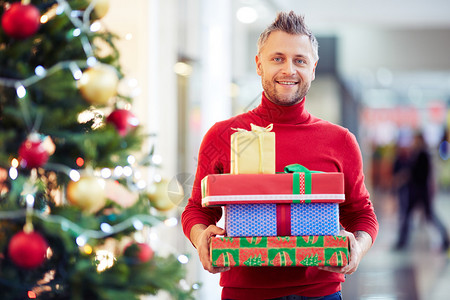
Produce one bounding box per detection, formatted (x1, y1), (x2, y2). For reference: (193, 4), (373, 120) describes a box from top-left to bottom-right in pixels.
(257, 11), (319, 61)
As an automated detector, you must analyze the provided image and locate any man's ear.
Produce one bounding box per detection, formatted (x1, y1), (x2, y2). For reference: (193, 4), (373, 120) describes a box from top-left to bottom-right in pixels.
(311, 60), (318, 81)
(255, 55), (262, 76)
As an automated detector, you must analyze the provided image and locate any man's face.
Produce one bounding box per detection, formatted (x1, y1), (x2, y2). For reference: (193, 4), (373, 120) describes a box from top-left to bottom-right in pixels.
(256, 31), (317, 106)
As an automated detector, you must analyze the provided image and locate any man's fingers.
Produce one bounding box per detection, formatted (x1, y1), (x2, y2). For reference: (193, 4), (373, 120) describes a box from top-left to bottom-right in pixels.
(197, 225), (229, 273)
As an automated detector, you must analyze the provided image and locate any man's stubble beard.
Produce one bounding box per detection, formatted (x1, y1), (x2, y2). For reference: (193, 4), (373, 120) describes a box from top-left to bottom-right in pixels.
(262, 77), (311, 106)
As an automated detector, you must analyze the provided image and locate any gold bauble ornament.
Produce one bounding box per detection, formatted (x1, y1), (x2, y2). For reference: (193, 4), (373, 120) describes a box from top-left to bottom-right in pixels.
(89, 0), (110, 19)
(147, 179), (184, 212)
(67, 176), (107, 213)
(78, 64), (118, 105)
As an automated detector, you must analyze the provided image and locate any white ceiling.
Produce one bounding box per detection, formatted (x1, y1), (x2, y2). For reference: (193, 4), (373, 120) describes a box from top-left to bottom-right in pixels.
(259, 0), (450, 30)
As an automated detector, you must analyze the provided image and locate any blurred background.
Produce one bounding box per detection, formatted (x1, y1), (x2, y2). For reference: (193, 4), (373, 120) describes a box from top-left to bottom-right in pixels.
(102, 0), (450, 299)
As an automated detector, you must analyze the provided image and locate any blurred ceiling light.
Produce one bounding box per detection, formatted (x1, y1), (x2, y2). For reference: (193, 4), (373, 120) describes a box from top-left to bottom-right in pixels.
(236, 7), (258, 24)
(174, 62), (193, 77)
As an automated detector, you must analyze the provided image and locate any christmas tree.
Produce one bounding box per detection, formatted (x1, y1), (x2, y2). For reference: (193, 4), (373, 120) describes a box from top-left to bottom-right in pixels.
(0, 0), (195, 299)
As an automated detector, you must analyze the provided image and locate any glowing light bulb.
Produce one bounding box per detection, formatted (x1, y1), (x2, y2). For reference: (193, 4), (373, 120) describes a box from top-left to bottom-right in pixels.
(136, 180), (146, 189)
(177, 254), (189, 264)
(40, 15), (49, 24)
(123, 166), (133, 177)
(26, 194), (35, 206)
(132, 219), (144, 230)
(113, 166), (123, 177)
(83, 244), (93, 255)
(16, 85), (26, 98)
(35, 65), (46, 76)
(86, 56), (97, 67)
(90, 21), (101, 32)
(76, 157), (84, 167)
(100, 223), (112, 233)
(76, 235), (87, 247)
(73, 28), (81, 37)
(11, 158), (19, 168)
(9, 167), (18, 180)
(101, 168), (112, 178)
(69, 170), (81, 182)
(127, 155), (136, 164)
(55, 5), (64, 15)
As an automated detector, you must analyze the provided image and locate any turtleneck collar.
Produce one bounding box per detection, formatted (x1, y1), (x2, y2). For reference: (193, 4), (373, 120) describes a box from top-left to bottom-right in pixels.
(251, 92), (311, 125)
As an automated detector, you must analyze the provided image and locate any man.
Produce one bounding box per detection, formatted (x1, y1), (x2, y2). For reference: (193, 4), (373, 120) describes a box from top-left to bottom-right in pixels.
(182, 11), (378, 300)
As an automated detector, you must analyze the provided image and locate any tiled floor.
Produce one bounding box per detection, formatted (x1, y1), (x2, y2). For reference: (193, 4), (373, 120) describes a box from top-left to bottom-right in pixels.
(342, 190), (450, 300)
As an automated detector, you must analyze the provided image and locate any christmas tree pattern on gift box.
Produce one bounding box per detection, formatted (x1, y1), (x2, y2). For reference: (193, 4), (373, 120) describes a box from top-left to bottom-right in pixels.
(242, 249), (268, 266)
(296, 247), (325, 266)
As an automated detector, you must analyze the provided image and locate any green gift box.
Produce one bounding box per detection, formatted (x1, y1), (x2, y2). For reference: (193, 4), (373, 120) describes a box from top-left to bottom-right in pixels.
(211, 235), (348, 267)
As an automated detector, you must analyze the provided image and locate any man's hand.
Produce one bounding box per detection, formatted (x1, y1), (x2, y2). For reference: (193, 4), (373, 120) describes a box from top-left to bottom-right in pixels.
(318, 230), (372, 275)
(190, 224), (230, 274)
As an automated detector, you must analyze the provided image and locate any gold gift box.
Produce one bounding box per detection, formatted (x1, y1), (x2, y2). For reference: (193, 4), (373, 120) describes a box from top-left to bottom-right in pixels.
(230, 123), (275, 174)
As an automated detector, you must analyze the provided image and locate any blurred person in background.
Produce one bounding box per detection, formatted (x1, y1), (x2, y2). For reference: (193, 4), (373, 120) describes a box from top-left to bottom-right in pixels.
(392, 138), (411, 232)
(438, 129), (450, 190)
(394, 131), (449, 251)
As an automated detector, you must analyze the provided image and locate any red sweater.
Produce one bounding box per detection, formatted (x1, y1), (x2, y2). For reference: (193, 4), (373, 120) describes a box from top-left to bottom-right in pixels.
(181, 93), (378, 299)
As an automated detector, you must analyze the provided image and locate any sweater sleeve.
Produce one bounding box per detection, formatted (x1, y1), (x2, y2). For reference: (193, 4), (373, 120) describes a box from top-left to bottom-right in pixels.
(181, 124), (225, 240)
(339, 130), (379, 243)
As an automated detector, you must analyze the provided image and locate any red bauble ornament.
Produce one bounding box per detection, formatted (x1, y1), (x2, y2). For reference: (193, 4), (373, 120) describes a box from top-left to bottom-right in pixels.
(8, 231), (48, 269)
(19, 136), (49, 169)
(124, 242), (154, 263)
(1, 3), (41, 39)
(106, 109), (139, 136)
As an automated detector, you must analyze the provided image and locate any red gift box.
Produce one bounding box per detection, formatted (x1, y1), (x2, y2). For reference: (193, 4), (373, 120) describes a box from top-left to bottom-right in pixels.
(211, 235), (349, 267)
(201, 172), (344, 207)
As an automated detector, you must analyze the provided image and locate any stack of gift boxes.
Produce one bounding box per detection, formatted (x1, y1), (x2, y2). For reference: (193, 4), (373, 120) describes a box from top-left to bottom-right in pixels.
(202, 124), (349, 267)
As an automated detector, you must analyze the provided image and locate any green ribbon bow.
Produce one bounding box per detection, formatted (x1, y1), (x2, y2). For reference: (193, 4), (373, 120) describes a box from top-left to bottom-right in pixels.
(284, 164), (322, 202)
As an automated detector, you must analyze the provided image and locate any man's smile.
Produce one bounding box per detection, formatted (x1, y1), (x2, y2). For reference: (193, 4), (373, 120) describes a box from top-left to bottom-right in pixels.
(276, 80), (299, 86)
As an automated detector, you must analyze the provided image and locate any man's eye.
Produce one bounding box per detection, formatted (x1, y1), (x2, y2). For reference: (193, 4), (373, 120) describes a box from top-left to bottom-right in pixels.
(296, 59), (305, 64)
(273, 57), (282, 62)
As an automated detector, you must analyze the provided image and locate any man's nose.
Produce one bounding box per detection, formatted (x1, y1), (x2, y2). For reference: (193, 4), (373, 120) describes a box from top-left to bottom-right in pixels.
(282, 61), (295, 74)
